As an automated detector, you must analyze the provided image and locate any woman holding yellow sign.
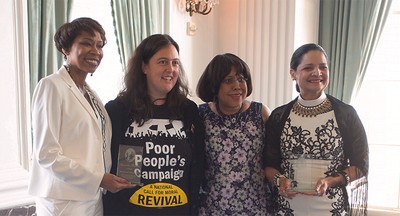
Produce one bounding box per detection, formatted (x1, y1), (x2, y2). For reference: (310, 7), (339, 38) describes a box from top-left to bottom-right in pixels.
(102, 34), (205, 215)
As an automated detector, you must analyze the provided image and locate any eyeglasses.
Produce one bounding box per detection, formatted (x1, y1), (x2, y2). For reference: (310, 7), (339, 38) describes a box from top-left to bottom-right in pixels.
(222, 76), (248, 84)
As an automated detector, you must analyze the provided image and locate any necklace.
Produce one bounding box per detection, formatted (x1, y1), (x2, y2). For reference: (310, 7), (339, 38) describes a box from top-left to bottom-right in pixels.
(64, 65), (87, 95)
(292, 98), (333, 117)
(152, 98), (167, 104)
(216, 102), (243, 116)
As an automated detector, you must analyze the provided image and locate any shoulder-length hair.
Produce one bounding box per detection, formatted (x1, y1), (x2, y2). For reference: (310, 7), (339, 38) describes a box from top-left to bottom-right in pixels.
(196, 53), (252, 102)
(119, 34), (189, 126)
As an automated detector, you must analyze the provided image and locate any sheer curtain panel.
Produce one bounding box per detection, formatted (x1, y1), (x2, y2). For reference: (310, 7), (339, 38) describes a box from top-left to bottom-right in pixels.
(318, 0), (392, 103)
(27, 0), (71, 95)
(110, 0), (163, 69)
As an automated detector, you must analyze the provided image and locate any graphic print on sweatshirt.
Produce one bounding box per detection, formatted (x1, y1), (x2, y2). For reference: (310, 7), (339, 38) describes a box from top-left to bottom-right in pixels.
(118, 118), (191, 208)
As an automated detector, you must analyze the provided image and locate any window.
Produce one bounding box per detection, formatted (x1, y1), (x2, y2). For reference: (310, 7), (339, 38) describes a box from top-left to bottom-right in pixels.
(0, 0), (32, 209)
(70, 0), (124, 104)
(0, 0), (123, 210)
(353, 1), (400, 213)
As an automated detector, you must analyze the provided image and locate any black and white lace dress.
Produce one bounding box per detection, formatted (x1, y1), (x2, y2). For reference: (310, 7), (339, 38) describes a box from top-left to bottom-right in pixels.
(277, 93), (349, 216)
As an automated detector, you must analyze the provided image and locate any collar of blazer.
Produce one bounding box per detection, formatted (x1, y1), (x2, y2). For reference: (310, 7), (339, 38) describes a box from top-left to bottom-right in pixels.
(57, 66), (102, 127)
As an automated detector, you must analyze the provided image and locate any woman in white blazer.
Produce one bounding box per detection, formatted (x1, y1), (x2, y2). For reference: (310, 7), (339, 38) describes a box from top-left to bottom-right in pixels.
(28, 17), (134, 216)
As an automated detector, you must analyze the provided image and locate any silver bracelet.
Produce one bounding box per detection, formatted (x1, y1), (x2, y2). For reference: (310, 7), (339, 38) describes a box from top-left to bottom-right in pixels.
(273, 173), (286, 187)
(338, 170), (350, 186)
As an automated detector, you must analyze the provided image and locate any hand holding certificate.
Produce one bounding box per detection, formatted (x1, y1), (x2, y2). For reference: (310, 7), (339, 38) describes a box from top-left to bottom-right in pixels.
(287, 154), (331, 195)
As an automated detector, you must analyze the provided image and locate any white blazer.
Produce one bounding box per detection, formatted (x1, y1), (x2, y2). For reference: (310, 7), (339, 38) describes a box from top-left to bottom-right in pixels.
(28, 67), (112, 201)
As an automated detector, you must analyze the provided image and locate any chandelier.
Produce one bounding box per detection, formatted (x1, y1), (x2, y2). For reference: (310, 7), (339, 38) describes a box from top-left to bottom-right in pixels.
(186, 0), (219, 16)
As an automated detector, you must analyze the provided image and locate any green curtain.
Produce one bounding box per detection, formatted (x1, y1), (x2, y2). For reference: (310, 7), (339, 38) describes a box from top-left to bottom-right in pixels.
(28, 0), (71, 96)
(110, 0), (163, 69)
(319, 0), (392, 103)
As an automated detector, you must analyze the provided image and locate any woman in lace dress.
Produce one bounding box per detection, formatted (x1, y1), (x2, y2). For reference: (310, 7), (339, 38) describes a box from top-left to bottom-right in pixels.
(263, 43), (369, 215)
(196, 53), (271, 215)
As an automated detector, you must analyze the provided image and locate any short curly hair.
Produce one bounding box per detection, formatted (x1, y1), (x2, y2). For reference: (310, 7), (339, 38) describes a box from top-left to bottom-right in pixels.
(54, 17), (106, 59)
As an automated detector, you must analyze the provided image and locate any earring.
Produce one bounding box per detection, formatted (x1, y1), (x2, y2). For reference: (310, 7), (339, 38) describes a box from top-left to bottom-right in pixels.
(64, 62), (71, 72)
(64, 56), (71, 71)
